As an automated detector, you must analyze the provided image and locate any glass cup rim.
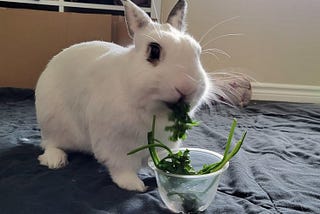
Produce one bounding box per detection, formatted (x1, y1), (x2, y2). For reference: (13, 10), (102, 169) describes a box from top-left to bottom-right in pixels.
(148, 147), (229, 179)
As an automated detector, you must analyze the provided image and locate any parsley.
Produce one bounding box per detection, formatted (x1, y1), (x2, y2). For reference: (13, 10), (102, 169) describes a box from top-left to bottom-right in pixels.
(128, 115), (246, 175)
(165, 100), (199, 142)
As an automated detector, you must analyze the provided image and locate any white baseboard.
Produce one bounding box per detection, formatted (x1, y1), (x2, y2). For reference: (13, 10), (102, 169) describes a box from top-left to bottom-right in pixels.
(251, 82), (320, 103)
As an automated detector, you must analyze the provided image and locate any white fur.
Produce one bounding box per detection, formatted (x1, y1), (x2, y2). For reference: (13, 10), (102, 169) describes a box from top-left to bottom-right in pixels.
(35, 0), (211, 192)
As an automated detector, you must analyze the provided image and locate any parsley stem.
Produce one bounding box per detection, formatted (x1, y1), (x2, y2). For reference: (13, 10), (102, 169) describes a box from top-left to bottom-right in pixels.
(226, 131), (247, 160)
(222, 119), (237, 162)
(127, 143), (172, 156)
(149, 115), (160, 165)
(197, 119), (246, 174)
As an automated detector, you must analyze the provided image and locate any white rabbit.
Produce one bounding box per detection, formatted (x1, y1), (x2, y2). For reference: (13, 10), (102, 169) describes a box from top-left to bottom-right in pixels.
(35, 0), (211, 192)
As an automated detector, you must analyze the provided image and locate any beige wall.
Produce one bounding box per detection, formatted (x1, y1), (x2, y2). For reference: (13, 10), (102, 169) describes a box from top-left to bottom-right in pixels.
(161, 0), (320, 86)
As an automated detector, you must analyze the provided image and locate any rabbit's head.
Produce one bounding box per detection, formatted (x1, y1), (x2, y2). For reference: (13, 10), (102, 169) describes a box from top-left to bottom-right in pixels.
(122, 0), (211, 114)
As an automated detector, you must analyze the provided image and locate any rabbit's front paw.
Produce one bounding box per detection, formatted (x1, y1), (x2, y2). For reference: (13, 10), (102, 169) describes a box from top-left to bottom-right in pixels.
(111, 171), (147, 192)
(38, 147), (68, 169)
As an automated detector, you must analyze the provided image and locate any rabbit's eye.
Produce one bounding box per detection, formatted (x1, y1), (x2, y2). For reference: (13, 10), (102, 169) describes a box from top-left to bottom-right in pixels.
(147, 42), (161, 65)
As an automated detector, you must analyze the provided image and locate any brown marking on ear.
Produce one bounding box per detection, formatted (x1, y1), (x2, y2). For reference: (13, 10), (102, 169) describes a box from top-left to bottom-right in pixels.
(122, 0), (152, 38)
(133, 11), (148, 29)
(167, 0), (187, 32)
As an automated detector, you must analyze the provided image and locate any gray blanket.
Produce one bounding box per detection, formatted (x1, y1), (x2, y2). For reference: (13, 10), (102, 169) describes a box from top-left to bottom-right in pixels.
(0, 88), (319, 213)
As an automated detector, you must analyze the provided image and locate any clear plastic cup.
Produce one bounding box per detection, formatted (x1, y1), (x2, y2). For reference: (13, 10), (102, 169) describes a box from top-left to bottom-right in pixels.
(148, 148), (229, 213)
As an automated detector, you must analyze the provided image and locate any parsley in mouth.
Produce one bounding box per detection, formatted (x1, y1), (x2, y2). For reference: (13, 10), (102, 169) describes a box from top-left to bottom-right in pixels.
(165, 100), (199, 142)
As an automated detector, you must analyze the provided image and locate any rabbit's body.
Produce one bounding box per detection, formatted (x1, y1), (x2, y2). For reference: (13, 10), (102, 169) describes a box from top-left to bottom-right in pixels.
(36, 0), (211, 191)
(36, 41), (128, 152)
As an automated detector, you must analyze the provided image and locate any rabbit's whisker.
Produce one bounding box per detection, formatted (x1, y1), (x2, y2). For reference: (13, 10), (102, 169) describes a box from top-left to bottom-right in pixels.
(183, 73), (199, 84)
(143, 34), (159, 43)
(201, 33), (244, 49)
(175, 64), (186, 69)
(151, 24), (162, 39)
(213, 90), (237, 106)
(201, 51), (220, 61)
(208, 86), (232, 105)
(213, 71), (258, 83)
(175, 66), (200, 83)
(208, 76), (244, 81)
(202, 48), (231, 58)
(221, 85), (244, 97)
(198, 16), (240, 45)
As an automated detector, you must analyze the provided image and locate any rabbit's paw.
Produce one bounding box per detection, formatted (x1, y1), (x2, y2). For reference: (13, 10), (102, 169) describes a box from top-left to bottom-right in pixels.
(111, 171), (147, 192)
(38, 147), (68, 169)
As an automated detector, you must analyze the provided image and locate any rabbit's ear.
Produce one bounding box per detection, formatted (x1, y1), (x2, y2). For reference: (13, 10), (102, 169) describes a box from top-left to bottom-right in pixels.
(166, 0), (187, 32)
(122, 0), (153, 38)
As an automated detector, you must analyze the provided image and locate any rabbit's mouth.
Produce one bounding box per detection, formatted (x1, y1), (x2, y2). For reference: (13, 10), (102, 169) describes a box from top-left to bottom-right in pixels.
(149, 87), (198, 113)
(162, 88), (198, 112)
(164, 96), (187, 110)
(164, 98), (196, 114)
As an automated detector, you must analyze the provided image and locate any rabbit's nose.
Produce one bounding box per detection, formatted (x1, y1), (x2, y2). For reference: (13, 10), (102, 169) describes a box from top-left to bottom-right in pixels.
(175, 88), (185, 99)
(165, 89), (188, 110)
(175, 86), (197, 103)
(175, 87), (191, 104)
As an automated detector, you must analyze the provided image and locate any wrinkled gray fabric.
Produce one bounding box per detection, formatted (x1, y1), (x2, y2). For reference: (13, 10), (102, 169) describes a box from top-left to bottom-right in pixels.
(0, 88), (319, 214)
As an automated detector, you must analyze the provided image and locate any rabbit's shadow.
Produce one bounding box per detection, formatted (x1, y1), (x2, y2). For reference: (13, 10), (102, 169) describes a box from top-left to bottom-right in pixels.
(0, 143), (159, 213)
